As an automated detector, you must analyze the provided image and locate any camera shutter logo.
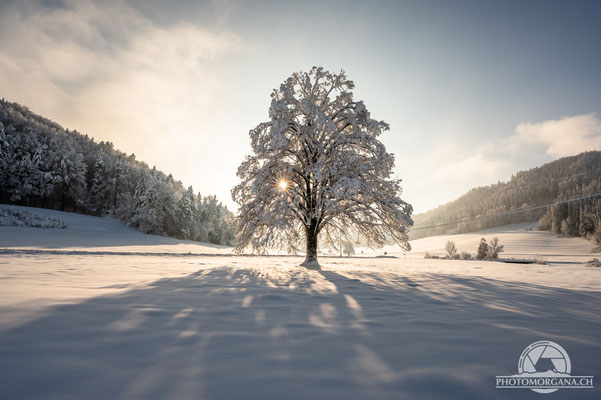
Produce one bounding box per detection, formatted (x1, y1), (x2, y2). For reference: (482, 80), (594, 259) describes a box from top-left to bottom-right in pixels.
(496, 340), (594, 393)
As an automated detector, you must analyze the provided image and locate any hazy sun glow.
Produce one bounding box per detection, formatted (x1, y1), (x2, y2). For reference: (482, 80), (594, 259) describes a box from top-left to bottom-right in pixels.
(278, 180), (288, 190)
(1, 1), (599, 214)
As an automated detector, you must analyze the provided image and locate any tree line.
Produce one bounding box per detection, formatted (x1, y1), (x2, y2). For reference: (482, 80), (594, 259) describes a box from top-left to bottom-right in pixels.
(0, 100), (234, 245)
(411, 151), (601, 244)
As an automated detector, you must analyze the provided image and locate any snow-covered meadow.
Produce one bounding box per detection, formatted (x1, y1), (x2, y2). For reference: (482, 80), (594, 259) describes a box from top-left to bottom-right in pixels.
(1, 206), (600, 399)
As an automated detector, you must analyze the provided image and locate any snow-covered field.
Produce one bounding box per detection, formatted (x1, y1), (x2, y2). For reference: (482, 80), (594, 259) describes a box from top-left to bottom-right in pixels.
(365, 222), (598, 264)
(1, 206), (600, 399)
(0, 205), (231, 255)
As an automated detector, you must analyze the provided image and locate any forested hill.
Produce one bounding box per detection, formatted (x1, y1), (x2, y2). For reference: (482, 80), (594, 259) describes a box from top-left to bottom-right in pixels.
(410, 151), (601, 242)
(0, 100), (234, 245)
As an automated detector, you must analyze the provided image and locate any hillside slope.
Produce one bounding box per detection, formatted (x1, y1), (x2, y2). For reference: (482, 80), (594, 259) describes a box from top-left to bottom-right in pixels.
(0, 100), (234, 245)
(0, 204), (231, 255)
(411, 151), (601, 240)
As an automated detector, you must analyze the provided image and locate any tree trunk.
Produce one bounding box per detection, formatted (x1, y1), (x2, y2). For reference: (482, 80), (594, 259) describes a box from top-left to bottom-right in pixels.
(302, 222), (320, 269)
(60, 188), (66, 211)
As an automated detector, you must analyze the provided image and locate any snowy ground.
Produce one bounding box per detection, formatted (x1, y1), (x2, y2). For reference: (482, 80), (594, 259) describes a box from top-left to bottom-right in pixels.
(1, 206), (600, 399)
(0, 204), (231, 255)
(363, 222), (598, 264)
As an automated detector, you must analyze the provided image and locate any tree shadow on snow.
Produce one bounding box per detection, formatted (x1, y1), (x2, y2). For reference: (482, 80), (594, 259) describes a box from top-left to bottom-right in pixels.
(0, 266), (600, 400)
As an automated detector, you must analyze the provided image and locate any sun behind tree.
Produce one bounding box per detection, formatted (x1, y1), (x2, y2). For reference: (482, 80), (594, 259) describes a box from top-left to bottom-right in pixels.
(232, 67), (413, 268)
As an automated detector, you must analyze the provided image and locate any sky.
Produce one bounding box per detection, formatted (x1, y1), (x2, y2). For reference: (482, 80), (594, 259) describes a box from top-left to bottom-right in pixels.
(1, 0), (600, 213)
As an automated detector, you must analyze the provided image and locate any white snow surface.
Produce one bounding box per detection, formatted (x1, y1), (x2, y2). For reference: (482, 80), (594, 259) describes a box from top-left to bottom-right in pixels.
(0, 204), (231, 254)
(1, 206), (600, 399)
(364, 222), (598, 264)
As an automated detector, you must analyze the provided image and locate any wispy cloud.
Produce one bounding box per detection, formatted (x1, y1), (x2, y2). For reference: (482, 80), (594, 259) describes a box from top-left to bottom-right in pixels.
(0, 0), (241, 200)
(408, 113), (600, 212)
(432, 146), (510, 182)
(508, 113), (601, 158)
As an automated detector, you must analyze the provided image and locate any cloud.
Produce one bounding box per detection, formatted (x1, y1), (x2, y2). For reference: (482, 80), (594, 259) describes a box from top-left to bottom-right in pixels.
(0, 0), (243, 206)
(407, 113), (600, 213)
(0, 0), (240, 120)
(428, 113), (601, 188)
(508, 113), (601, 158)
(432, 146), (510, 181)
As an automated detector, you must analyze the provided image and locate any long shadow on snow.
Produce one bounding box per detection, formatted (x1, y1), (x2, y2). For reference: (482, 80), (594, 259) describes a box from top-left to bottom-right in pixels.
(0, 266), (600, 400)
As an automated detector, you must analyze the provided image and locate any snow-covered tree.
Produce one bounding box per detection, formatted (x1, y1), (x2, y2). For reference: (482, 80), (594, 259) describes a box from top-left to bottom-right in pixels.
(343, 240), (355, 257)
(129, 168), (179, 236)
(232, 67), (413, 266)
(476, 238), (488, 260)
(87, 153), (114, 214)
(444, 240), (457, 259)
(129, 172), (160, 234)
(486, 237), (504, 259)
(59, 156), (85, 210)
(178, 186), (195, 239)
(0, 121), (7, 158)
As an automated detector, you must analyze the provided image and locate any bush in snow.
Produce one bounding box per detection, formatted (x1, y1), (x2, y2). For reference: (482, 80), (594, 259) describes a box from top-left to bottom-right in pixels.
(474, 237), (504, 260)
(424, 251), (441, 259)
(586, 258), (601, 268)
(0, 207), (66, 228)
(538, 212), (552, 231)
(459, 251), (472, 260)
(486, 237), (504, 259)
(444, 240), (457, 259)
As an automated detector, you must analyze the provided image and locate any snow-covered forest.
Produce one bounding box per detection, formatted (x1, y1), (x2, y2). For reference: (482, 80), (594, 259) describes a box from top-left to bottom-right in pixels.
(412, 151), (601, 243)
(0, 100), (234, 245)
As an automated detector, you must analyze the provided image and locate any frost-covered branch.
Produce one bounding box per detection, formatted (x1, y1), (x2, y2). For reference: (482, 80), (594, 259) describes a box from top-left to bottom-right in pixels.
(232, 67), (413, 264)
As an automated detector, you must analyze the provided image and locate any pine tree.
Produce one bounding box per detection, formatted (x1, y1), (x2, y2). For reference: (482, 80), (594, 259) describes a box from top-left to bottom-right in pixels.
(88, 153), (113, 214)
(477, 238), (489, 260)
(0, 121), (7, 158)
(129, 172), (161, 234)
(178, 186), (195, 239)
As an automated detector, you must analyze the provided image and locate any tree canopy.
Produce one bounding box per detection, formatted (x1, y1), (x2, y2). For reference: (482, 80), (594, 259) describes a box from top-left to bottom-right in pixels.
(232, 67), (413, 266)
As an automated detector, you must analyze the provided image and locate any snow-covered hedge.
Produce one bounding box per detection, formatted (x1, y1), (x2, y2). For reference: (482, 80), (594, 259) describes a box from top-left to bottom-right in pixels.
(0, 207), (67, 229)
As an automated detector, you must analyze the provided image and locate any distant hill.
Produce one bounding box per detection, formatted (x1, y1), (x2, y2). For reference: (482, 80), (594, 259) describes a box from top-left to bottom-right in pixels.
(410, 151), (601, 243)
(0, 99), (234, 245)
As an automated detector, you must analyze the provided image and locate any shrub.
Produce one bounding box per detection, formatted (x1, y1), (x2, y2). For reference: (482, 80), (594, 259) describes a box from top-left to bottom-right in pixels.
(538, 212), (552, 231)
(0, 207), (66, 229)
(487, 237), (504, 259)
(444, 240), (457, 259)
(424, 251), (440, 259)
(586, 258), (601, 268)
(476, 238), (489, 259)
(459, 252), (472, 260)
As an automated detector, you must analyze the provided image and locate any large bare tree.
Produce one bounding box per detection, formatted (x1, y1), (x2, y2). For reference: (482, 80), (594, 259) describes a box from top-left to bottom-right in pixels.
(232, 67), (413, 267)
